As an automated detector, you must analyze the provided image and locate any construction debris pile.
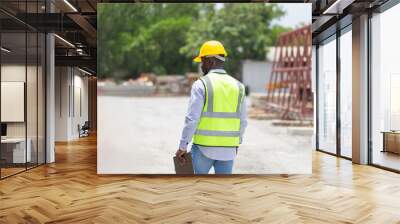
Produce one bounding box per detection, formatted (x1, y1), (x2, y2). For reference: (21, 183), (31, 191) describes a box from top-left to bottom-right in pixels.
(97, 73), (201, 96)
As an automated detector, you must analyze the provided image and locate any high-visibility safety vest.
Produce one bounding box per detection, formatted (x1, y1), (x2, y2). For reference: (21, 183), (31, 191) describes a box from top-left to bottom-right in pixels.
(193, 70), (245, 147)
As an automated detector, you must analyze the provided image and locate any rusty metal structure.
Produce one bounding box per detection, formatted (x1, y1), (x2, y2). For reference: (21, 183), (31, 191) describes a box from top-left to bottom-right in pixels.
(266, 25), (313, 121)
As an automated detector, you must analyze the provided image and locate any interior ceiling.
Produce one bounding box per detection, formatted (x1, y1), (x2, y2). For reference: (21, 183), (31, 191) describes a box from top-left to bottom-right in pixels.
(0, 0), (97, 73)
(0, 0), (394, 74)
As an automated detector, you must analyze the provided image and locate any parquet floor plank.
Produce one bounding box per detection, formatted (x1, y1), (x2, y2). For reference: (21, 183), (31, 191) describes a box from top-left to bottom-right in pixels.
(0, 135), (400, 223)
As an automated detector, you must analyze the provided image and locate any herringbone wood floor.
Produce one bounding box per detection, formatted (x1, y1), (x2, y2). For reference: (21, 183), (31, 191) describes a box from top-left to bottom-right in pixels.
(1, 135), (400, 224)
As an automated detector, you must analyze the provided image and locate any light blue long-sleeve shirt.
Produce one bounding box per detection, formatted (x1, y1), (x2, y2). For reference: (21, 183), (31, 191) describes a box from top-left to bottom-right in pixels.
(179, 69), (248, 161)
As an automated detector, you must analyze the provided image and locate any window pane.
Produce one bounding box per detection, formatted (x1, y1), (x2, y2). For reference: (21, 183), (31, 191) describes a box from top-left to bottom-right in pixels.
(27, 30), (38, 169)
(26, 0), (39, 169)
(340, 29), (352, 158)
(318, 37), (337, 154)
(371, 4), (400, 171)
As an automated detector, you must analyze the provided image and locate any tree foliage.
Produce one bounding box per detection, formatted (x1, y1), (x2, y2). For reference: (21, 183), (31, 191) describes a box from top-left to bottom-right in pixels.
(98, 3), (290, 80)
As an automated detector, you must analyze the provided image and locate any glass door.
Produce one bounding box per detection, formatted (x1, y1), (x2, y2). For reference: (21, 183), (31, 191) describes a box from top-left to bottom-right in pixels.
(1, 30), (28, 178)
(0, 1), (47, 179)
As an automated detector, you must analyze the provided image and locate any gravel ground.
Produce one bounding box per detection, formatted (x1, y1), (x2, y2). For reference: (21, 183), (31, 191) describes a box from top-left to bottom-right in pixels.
(98, 96), (312, 174)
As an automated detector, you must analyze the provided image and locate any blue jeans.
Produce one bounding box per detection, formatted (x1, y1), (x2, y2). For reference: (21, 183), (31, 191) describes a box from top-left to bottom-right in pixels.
(191, 144), (234, 174)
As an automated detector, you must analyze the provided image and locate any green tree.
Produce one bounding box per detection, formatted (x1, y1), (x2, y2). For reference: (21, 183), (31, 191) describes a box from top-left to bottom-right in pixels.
(98, 4), (201, 80)
(98, 3), (291, 81)
(181, 3), (290, 78)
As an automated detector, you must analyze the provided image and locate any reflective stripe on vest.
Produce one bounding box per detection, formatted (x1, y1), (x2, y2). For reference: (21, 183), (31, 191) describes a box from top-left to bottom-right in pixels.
(193, 71), (244, 147)
(195, 130), (241, 137)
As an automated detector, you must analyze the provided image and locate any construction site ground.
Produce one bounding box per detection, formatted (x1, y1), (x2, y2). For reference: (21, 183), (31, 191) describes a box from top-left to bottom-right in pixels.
(98, 95), (313, 174)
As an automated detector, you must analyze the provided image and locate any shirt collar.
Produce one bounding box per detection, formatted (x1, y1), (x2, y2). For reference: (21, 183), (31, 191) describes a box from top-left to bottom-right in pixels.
(208, 69), (227, 74)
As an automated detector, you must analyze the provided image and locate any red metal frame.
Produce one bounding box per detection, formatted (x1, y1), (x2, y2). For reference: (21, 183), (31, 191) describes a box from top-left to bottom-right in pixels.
(266, 25), (313, 121)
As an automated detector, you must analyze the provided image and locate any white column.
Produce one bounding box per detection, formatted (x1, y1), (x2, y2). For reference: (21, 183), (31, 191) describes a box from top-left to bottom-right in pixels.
(46, 33), (55, 163)
(45, 0), (55, 163)
(352, 14), (369, 164)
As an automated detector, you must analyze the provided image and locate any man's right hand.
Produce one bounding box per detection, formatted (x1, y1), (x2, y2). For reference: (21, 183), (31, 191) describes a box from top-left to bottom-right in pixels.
(175, 149), (187, 165)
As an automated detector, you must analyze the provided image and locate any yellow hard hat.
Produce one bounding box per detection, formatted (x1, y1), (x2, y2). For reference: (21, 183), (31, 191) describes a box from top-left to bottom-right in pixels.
(193, 40), (228, 62)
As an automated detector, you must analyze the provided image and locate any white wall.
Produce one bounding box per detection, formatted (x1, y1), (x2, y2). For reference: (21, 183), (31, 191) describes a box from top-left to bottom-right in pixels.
(72, 73), (89, 138)
(1, 65), (26, 129)
(242, 60), (272, 94)
(1, 65), (40, 138)
(1, 82), (25, 122)
(55, 67), (89, 141)
(55, 67), (69, 141)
